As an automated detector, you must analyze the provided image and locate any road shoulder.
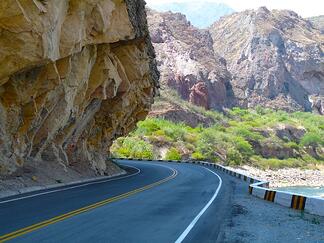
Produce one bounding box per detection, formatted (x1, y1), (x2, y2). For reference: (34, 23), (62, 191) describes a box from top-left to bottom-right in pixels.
(219, 177), (324, 243)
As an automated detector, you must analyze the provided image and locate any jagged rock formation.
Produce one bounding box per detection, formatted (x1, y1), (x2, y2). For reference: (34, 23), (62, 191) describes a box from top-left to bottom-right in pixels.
(308, 15), (324, 34)
(0, 0), (159, 177)
(189, 82), (209, 109)
(148, 90), (216, 127)
(147, 9), (236, 110)
(148, 7), (323, 114)
(209, 7), (324, 112)
(147, 2), (234, 28)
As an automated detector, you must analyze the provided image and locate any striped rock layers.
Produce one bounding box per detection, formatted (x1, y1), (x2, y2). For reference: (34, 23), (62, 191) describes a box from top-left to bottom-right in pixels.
(0, 0), (159, 177)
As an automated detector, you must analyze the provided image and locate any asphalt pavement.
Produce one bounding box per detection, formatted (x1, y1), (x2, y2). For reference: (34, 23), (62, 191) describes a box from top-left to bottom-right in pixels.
(0, 160), (233, 243)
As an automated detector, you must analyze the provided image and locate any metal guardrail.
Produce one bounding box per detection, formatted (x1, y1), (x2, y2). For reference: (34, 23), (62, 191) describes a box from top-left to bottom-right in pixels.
(113, 158), (324, 217)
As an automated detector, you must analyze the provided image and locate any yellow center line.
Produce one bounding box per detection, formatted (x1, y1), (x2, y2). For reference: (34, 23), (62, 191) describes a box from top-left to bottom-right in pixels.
(0, 168), (178, 242)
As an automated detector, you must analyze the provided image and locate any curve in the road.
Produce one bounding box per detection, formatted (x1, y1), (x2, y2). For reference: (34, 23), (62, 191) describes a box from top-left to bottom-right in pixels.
(175, 167), (222, 243)
(0, 164), (141, 205)
(0, 163), (177, 242)
(0, 160), (227, 243)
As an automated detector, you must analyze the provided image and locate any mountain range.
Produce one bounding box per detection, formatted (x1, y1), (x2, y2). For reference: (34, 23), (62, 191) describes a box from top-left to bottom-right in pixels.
(147, 1), (234, 28)
(148, 6), (324, 114)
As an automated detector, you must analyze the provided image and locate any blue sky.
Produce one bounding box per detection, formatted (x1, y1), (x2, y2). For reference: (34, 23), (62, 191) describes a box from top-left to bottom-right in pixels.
(146, 0), (324, 17)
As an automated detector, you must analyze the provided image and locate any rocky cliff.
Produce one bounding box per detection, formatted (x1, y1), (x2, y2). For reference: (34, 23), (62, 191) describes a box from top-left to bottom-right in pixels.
(308, 15), (324, 34)
(147, 2), (234, 28)
(147, 9), (236, 110)
(148, 7), (323, 114)
(0, 0), (159, 178)
(209, 7), (324, 113)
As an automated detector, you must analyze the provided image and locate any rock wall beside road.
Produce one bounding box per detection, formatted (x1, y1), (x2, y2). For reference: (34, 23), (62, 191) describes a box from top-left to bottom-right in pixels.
(0, 0), (159, 177)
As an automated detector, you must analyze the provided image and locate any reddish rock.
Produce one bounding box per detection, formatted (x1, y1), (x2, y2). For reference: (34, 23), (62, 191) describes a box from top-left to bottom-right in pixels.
(147, 9), (236, 111)
(189, 82), (209, 109)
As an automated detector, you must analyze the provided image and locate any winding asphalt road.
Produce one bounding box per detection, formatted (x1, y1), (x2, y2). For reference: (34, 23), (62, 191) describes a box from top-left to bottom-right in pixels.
(0, 160), (233, 242)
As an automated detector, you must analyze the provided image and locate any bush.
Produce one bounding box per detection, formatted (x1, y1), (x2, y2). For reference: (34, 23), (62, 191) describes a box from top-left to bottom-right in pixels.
(250, 156), (308, 170)
(301, 132), (323, 147)
(165, 148), (181, 160)
(191, 151), (206, 160)
(285, 141), (299, 150)
(111, 137), (154, 159)
(230, 126), (263, 141)
(153, 130), (166, 136)
(226, 148), (243, 166)
(111, 107), (323, 169)
(196, 129), (228, 160)
(115, 147), (131, 158)
(135, 119), (160, 135)
(232, 137), (254, 158)
(184, 133), (198, 143)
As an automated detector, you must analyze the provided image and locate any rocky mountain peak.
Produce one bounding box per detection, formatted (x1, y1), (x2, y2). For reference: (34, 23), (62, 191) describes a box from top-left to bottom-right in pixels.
(308, 15), (324, 34)
(256, 6), (271, 16)
(148, 6), (323, 114)
(209, 8), (324, 113)
(147, 9), (236, 110)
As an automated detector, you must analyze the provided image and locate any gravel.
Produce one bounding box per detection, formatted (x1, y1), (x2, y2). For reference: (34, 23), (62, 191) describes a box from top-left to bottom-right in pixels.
(227, 165), (324, 188)
(218, 178), (324, 243)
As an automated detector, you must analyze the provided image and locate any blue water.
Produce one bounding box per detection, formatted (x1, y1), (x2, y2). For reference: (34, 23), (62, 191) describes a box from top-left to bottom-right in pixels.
(276, 186), (324, 198)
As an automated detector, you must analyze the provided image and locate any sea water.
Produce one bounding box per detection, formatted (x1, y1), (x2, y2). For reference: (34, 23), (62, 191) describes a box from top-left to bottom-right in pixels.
(276, 186), (324, 198)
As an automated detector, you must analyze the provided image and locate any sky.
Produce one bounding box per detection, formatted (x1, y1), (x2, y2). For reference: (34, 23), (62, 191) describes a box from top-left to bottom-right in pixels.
(146, 0), (324, 18)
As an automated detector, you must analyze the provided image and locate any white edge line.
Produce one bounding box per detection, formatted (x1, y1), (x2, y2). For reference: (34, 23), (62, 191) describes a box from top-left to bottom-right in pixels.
(175, 167), (223, 243)
(0, 164), (141, 205)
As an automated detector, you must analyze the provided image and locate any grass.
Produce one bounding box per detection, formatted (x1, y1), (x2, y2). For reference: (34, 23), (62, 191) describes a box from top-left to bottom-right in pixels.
(111, 105), (324, 170)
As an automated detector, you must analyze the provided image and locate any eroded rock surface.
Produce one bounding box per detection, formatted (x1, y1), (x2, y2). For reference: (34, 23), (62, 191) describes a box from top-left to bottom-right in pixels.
(0, 0), (159, 177)
(147, 9), (236, 110)
(308, 15), (324, 34)
(148, 7), (323, 113)
(209, 7), (324, 112)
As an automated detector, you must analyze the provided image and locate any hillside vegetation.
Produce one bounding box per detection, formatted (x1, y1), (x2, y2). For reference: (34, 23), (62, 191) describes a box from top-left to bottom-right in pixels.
(111, 100), (324, 170)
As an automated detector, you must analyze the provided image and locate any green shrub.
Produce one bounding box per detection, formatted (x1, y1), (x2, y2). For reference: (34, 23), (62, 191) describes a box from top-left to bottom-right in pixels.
(286, 141), (299, 150)
(230, 126), (263, 141)
(184, 133), (198, 143)
(115, 147), (131, 158)
(301, 154), (319, 164)
(185, 143), (195, 151)
(229, 107), (250, 118)
(165, 148), (181, 160)
(301, 132), (324, 147)
(153, 130), (166, 136)
(250, 156), (308, 170)
(233, 137), (254, 158)
(226, 148), (243, 166)
(191, 151), (206, 160)
(135, 119), (160, 135)
(111, 137), (154, 159)
(111, 106), (323, 169)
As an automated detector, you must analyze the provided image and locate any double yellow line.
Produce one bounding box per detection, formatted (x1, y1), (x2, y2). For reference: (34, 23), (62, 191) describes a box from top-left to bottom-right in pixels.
(0, 168), (178, 242)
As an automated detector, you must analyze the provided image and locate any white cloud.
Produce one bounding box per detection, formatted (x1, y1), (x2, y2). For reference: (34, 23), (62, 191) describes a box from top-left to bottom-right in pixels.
(145, 0), (324, 17)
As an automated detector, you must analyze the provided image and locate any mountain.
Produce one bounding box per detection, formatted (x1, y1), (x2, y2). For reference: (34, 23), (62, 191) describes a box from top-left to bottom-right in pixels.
(148, 1), (234, 28)
(308, 15), (324, 34)
(209, 7), (324, 113)
(147, 9), (236, 111)
(147, 7), (324, 114)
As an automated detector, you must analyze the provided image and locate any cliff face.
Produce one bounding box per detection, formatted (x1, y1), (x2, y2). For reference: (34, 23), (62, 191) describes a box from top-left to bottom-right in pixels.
(0, 0), (159, 177)
(209, 7), (324, 113)
(308, 15), (324, 34)
(147, 2), (234, 28)
(148, 7), (323, 114)
(147, 9), (236, 110)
